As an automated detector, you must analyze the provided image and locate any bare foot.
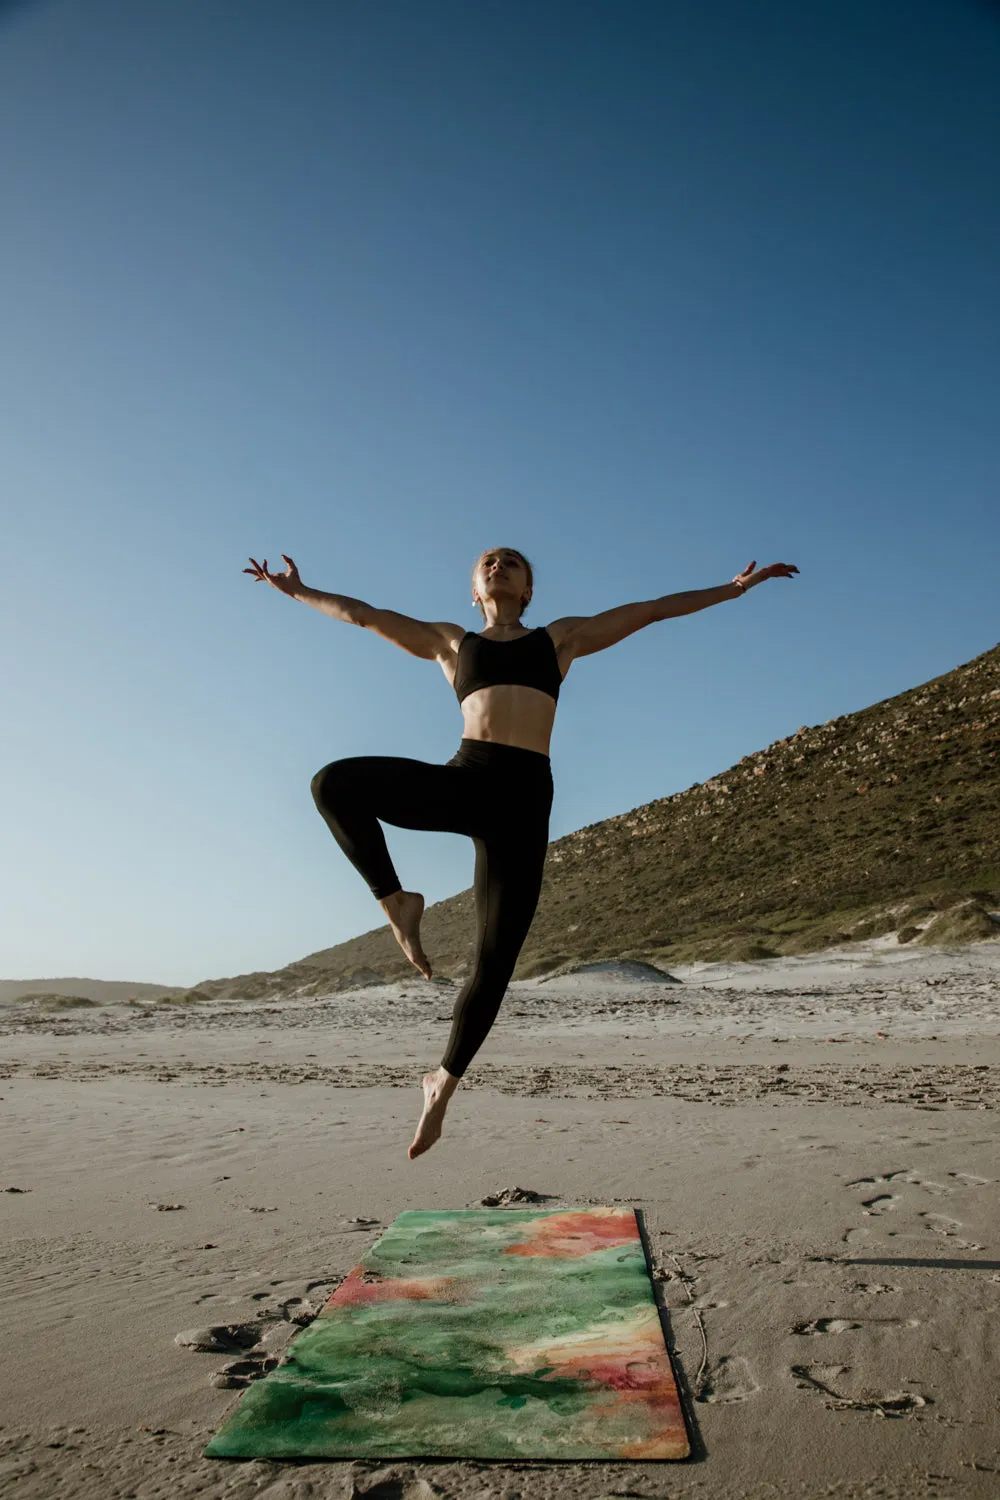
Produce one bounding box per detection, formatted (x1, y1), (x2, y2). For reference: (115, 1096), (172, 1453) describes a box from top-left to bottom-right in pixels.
(408, 1069), (459, 1159)
(379, 890), (432, 979)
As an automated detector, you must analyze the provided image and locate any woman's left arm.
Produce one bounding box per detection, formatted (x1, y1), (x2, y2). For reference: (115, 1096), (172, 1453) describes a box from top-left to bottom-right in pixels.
(553, 561), (798, 660)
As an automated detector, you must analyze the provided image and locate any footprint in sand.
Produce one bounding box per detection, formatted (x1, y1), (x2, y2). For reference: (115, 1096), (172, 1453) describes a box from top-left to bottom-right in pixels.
(848, 1169), (953, 1196)
(792, 1364), (928, 1416)
(306, 1277), (338, 1293)
(860, 1194), (897, 1215)
(922, 1212), (963, 1234)
(920, 1212), (984, 1251)
(700, 1354), (760, 1404)
(792, 1318), (861, 1335)
(324, 1471), (440, 1500)
(792, 1317), (919, 1335)
(210, 1354), (280, 1389)
(174, 1323), (261, 1353)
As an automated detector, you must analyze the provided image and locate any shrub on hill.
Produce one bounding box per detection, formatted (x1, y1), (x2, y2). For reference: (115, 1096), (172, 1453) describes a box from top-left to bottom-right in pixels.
(9, 993), (96, 1009)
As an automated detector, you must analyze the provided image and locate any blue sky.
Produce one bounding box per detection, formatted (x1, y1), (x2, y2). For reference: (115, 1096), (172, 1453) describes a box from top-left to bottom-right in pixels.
(2, 0), (997, 985)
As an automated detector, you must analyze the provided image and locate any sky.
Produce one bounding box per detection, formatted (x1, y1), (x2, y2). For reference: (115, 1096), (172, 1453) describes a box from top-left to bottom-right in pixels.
(1, 0), (997, 986)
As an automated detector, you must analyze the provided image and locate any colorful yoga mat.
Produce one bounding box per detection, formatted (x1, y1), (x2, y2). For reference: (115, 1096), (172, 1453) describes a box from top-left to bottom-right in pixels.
(206, 1206), (689, 1461)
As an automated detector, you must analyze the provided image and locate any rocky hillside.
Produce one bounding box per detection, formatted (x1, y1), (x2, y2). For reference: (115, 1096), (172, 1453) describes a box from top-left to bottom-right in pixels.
(192, 642), (1000, 999)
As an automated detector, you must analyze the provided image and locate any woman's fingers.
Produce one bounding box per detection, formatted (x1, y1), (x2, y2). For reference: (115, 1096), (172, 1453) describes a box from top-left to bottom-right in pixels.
(246, 553), (299, 583)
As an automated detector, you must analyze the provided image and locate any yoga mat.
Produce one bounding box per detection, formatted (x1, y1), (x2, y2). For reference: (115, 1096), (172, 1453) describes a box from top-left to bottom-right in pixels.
(206, 1207), (689, 1461)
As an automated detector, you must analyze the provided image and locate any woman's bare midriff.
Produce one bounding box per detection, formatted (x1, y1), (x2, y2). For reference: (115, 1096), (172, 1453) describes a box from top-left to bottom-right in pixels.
(458, 683), (557, 755)
(438, 625), (570, 756)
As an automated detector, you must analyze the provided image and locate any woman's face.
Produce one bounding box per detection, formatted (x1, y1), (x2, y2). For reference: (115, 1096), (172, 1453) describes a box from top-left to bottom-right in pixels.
(474, 549), (530, 609)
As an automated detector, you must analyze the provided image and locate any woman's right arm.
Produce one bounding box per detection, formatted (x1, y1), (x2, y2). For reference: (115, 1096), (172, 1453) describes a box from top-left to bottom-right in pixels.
(244, 555), (459, 661)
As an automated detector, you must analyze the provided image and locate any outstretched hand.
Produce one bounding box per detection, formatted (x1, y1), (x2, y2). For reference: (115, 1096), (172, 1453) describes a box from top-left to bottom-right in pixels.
(734, 559), (799, 589)
(244, 554), (302, 595)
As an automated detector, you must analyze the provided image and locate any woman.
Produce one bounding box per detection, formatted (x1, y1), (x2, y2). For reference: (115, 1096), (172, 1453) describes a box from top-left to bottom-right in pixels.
(245, 546), (798, 1158)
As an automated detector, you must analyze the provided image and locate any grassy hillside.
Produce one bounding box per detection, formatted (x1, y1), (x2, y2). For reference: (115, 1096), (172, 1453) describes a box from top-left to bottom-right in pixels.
(194, 642), (1000, 999)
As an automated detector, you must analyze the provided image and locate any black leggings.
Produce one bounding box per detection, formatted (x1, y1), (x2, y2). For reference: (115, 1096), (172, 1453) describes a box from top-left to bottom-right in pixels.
(310, 738), (554, 1078)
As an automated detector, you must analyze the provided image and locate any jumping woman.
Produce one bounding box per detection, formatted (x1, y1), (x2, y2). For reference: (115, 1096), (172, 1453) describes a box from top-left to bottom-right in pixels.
(244, 547), (798, 1158)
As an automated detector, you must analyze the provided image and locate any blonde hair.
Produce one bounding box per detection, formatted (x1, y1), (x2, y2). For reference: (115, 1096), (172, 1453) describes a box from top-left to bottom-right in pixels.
(471, 548), (534, 624)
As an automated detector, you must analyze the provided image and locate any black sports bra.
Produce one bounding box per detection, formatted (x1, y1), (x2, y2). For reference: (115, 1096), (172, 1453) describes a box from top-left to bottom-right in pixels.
(453, 627), (562, 705)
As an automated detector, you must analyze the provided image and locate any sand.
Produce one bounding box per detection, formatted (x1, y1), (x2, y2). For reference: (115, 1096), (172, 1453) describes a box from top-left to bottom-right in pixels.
(2, 938), (999, 1499)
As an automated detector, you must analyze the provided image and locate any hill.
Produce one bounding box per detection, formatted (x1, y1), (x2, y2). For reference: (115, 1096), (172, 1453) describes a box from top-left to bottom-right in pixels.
(0, 978), (182, 1005)
(178, 642), (1000, 999)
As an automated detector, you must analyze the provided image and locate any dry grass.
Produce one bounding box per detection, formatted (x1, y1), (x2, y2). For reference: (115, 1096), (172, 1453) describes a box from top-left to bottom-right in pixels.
(6, 993), (97, 1009)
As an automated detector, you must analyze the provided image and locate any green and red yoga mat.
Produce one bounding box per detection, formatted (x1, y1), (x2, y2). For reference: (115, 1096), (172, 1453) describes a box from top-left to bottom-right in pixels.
(206, 1207), (689, 1461)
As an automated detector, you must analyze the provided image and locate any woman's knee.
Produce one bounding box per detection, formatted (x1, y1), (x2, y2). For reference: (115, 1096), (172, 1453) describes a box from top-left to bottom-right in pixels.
(310, 757), (364, 811)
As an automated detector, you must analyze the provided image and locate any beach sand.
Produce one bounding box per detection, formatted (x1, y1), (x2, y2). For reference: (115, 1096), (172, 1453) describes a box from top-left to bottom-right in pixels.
(2, 938), (999, 1499)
